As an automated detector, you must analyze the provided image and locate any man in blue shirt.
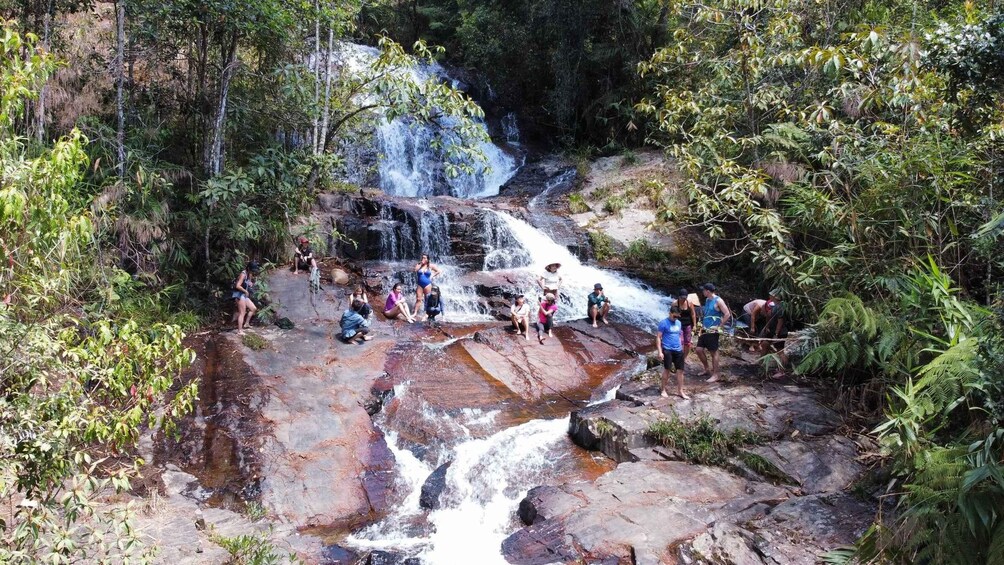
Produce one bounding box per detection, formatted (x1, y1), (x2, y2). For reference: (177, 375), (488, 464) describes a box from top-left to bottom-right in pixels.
(657, 306), (689, 399)
(696, 283), (731, 383)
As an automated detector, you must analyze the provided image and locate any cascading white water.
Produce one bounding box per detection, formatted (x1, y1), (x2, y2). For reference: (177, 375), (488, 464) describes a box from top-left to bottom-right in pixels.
(476, 210), (672, 329)
(331, 42), (519, 198)
(347, 385), (571, 563)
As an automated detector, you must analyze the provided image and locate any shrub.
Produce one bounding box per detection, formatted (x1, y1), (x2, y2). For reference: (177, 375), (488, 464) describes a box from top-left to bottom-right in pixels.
(647, 415), (762, 466)
(242, 333), (269, 350)
(603, 194), (628, 215)
(568, 193), (590, 214)
(589, 231), (616, 261)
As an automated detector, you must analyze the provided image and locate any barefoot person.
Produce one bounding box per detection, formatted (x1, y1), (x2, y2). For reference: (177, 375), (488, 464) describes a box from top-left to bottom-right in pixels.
(414, 254), (442, 319)
(696, 283), (731, 383)
(587, 283), (611, 327)
(384, 283), (416, 323)
(352, 286), (372, 319)
(232, 261), (260, 335)
(293, 236), (318, 274)
(340, 300), (373, 344)
(675, 288), (697, 360)
(538, 263), (562, 301)
(424, 285), (444, 322)
(657, 306), (689, 399)
(536, 293), (558, 344)
(510, 294), (531, 340)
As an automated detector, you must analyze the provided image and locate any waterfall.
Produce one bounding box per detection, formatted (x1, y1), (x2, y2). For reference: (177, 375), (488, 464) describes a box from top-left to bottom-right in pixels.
(331, 42), (520, 198)
(501, 112), (520, 144)
(346, 384), (572, 563)
(475, 210), (671, 329)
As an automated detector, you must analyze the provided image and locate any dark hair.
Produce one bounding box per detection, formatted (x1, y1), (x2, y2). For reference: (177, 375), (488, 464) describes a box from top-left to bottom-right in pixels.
(515, 294), (525, 300)
(351, 299), (364, 312)
(247, 261), (261, 274)
(670, 306), (681, 316)
(391, 283), (402, 292)
(702, 282), (716, 292)
(429, 285), (440, 294)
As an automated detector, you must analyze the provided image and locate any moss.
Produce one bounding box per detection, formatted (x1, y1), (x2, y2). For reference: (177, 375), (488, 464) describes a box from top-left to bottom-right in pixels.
(568, 192), (590, 214)
(603, 194), (628, 215)
(647, 415), (763, 466)
(738, 451), (797, 485)
(588, 231), (616, 261)
(242, 333), (269, 351)
(594, 419), (616, 439)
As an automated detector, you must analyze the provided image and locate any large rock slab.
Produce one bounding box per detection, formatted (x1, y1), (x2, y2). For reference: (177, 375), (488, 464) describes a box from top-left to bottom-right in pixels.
(569, 376), (842, 462)
(744, 436), (864, 494)
(681, 492), (875, 564)
(503, 461), (790, 565)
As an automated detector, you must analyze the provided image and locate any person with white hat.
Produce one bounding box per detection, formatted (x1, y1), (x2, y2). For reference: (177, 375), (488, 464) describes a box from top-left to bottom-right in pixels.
(538, 262), (562, 301)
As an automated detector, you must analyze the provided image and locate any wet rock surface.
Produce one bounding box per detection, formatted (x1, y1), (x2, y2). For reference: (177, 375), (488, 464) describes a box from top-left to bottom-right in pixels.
(506, 362), (875, 565)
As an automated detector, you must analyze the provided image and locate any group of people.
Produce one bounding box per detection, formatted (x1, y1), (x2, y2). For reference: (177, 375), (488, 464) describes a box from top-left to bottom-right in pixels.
(338, 254), (445, 343)
(235, 242), (787, 389)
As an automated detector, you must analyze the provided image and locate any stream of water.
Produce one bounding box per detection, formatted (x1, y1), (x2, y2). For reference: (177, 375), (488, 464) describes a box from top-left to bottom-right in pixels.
(336, 44), (667, 562)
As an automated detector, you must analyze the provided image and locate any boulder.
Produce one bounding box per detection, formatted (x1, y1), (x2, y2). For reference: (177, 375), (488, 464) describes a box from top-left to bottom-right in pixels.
(418, 461), (451, 510)
(331, 268), (351, 285)
(743, 436), (864, 494)
(503, 461), (791, 565)
(568, 377), (843, 462)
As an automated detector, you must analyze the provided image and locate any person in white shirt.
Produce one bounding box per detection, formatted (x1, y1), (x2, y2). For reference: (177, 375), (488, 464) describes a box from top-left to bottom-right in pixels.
(510, 294), (531, 340)
(538, 262), (562, 300)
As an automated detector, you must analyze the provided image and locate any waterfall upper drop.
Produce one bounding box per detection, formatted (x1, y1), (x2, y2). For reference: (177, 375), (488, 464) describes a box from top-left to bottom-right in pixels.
(332, 42), (520, 198)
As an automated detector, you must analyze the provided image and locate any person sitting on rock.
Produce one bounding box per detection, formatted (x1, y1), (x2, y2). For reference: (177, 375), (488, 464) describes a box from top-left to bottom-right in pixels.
(537, 293), (558, 344)
(538, 262), (562, 301)
(510, 294), (531, 340)
(384, 283), (416, 323)
(587, 283), (611, 328)
(425, 285), (444, 323)
(340, 300), (373, 343)
(232, 261), (260, 335)
(696, 283), (731, 383)
(657, 306), (689, 399)
(293, 236), (318, 274)
(351, 286), (372, 319)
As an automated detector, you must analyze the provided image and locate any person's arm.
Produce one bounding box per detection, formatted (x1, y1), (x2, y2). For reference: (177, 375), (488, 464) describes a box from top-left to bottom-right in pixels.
(235, 272), (248, 294)
(689, 305), (697, 328)
(656, 332), (664, 359)
(414, 262), (422, 272)
(718, 300), (731, 327)
(431, 264), (442, 277)
(537, 276), (546, 290)
(750, 304), (761, 333)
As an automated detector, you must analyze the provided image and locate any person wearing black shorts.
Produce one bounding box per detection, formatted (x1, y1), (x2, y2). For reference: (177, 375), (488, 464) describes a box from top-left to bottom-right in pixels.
(657, 306), (689, 399)
(696, 283), (731, 383)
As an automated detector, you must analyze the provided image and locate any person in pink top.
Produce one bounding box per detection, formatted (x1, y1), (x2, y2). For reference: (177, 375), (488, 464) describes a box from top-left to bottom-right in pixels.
(384, 283), (416, 323)
(537, 293), (558, 344)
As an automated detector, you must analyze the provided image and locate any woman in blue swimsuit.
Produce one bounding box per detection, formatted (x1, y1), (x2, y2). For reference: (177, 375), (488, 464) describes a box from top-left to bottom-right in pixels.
(414, 253), (442, 320)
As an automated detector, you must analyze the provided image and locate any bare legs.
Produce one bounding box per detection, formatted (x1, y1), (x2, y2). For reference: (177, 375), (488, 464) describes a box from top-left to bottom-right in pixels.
(235, 297), (257, 335)
(385, 302), (416, 323)
(660, 367), (689, 400)
(511, 316), (530, 340)
(589, 303), (611, 328)
(695, 347), (720, 382)
(415, 285), (430, 321)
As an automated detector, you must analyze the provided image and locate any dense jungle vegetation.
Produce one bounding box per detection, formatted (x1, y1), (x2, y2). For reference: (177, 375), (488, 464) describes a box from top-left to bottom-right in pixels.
(1, 0), (1003, 562)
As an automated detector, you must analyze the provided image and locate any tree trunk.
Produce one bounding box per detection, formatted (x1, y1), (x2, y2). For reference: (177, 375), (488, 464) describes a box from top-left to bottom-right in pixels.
(311, 0), (321, 153)
(205, 34), (239, 176)
(34, 0), (54, 141)
(318, 26), (334, 154)
(115, 0), (127, 179)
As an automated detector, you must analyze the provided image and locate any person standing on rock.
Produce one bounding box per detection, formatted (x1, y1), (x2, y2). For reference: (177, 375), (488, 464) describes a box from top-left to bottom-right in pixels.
(696, 283), (731, 383)
(414, 254), (442, 320)
(537, 293), (559, 344)
(232, 261), (260, 335)
(340, 300), (373, 343)
(657, 306), (689, 399)
(510, 294), (531, 340)
(675, 288), (697, 360)
(587, 283), (611, 328)
(538, 262), (562, 301)
(384, 283), (416, 323)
